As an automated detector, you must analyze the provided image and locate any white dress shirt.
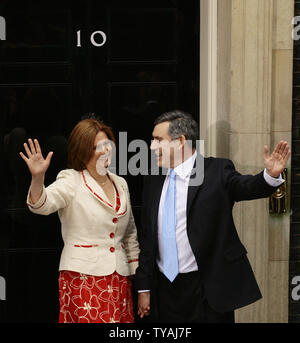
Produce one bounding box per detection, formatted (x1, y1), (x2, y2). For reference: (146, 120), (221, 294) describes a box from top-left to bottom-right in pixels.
(139, 154), (284, 291)
(157, 152), (198, 274)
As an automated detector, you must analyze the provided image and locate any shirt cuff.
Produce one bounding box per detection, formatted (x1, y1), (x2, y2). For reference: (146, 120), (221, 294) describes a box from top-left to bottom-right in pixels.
(26, 186), (47, 210)
(263, 168), (285, 187)
(138, 290), (150, 293)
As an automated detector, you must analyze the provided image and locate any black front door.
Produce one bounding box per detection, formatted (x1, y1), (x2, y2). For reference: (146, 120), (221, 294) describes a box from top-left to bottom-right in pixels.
(0, 0), (199, 322)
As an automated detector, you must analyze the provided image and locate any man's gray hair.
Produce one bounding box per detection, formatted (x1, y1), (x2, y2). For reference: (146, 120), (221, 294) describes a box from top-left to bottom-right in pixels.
(154, 110), (199, 149)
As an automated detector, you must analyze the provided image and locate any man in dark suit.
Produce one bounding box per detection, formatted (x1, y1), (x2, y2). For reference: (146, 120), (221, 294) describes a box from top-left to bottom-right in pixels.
(135, 110), (290, 323)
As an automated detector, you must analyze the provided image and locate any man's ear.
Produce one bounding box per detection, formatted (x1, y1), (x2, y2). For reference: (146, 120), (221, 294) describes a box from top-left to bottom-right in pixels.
(177, 135), (186, 149)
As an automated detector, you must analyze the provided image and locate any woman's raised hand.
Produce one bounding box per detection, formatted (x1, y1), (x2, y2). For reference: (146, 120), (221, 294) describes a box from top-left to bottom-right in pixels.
(20, 139), (53, 177)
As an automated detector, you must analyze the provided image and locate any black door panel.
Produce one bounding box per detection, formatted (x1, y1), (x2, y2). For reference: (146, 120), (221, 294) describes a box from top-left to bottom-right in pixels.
(0, 0), (199, 322)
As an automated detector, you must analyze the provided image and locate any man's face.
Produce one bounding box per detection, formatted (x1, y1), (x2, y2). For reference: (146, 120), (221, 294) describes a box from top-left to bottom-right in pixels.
(150, 122), (178, 168)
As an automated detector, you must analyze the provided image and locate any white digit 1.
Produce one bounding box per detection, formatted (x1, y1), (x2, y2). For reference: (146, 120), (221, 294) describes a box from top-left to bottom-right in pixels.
(90, 31), (106, 47)
(77, 30), (81, 47)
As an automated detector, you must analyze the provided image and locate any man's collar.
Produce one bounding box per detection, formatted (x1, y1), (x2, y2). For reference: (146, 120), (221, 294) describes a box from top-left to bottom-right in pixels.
(169, 151), (197, 180)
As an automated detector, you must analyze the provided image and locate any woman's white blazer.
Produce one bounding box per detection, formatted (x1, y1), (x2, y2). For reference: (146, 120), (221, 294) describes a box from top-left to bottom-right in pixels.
(26, 169), (140, 277)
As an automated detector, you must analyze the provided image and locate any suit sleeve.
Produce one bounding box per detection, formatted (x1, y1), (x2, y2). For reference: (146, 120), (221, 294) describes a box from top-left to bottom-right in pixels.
(134, 175), (154, 291)
(26, 169), (76, 215)
(121, 179), (140, 275)
(222, 159), (280, 202)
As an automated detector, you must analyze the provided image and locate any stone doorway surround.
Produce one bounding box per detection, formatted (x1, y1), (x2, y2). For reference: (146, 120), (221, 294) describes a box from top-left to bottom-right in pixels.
(199, 0), (293, 322)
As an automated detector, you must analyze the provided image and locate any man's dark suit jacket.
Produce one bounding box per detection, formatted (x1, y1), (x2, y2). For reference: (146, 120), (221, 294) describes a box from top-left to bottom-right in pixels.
(135, 155), (280, 313)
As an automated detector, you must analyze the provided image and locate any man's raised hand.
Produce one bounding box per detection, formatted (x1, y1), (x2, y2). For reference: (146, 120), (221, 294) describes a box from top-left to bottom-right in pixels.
(264, 140), (291, 178)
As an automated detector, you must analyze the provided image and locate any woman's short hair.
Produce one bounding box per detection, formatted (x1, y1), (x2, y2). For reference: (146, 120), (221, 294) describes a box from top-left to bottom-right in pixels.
(68, 118), (116, 171)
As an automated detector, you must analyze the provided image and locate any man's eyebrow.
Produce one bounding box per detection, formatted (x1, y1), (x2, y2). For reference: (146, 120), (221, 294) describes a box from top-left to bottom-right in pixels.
(153, 135), (163, 140)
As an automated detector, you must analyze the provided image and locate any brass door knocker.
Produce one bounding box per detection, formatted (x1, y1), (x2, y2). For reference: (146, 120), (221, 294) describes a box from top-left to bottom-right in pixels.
(269, 168), (287, 214)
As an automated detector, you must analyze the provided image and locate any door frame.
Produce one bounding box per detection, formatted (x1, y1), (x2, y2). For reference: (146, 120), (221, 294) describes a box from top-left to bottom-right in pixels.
(199, 0), (218, 157)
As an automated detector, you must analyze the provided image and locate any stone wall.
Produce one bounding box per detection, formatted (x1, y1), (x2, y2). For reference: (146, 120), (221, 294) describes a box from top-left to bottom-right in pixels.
(213, 0), (294, 322)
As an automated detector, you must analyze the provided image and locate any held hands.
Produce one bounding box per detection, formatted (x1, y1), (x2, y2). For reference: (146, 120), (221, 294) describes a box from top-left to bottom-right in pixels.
(137, 292), (150, 319)
(20, 138), (53, 177)
(264, 140), (291, 178)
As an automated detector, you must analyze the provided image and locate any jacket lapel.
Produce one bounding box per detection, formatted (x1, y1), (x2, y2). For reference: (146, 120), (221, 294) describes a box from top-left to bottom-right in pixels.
(107, 171), (127, 216)
(151, 172), (167, 234)
(187, 154), (205, 215)
(151, 155), (205, 231)
(81, 170), (119, 214)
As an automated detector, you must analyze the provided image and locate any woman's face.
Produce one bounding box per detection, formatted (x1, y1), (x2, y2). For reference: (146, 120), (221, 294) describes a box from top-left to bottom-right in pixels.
(86, 131), (113, 174)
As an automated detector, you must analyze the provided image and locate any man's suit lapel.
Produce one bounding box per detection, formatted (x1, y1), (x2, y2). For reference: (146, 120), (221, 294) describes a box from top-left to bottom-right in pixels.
(187, 154), (205, 215)
(151, 154), (205, 230)
(151, 171), (167, 234)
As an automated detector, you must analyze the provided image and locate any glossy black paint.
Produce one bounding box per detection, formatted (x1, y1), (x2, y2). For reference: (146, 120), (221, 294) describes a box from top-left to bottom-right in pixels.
(0, 0), (199, 322)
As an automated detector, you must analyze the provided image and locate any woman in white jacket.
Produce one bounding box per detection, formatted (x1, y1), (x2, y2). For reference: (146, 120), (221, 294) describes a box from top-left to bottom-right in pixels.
(20, 118), (140, 323)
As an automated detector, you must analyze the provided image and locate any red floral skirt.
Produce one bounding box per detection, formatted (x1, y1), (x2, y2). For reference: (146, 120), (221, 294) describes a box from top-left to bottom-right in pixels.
(58, 270), (134, 323)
